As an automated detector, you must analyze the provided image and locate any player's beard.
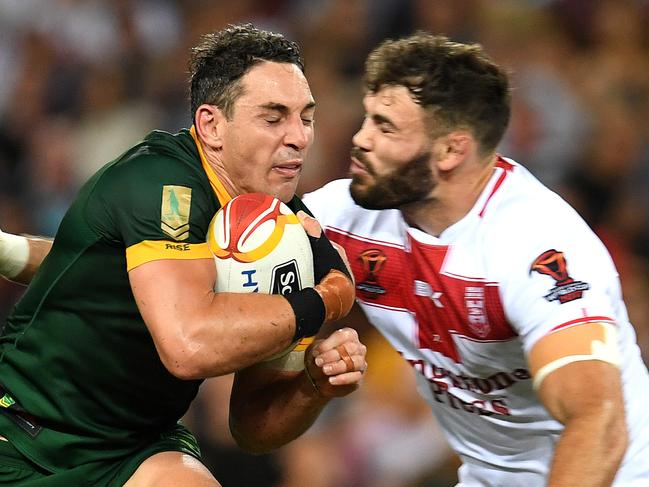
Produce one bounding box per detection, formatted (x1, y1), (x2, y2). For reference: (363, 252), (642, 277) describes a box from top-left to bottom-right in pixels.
(349, 147), (436, 210)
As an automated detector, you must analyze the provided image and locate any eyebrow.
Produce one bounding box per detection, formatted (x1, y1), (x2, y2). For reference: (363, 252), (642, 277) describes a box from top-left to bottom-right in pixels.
(259, 101), (316, 114)
(372, 113), (397, 129)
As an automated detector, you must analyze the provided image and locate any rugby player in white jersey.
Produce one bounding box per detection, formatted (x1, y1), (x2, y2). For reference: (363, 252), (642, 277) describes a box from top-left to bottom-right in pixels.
(301, 34), (649, 486)
(3, 32), (649, 486)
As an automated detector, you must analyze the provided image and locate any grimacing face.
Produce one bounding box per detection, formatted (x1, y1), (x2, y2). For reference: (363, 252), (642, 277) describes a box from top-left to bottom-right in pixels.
(349, 85), (436, 210)
(220, 61), (315, 203)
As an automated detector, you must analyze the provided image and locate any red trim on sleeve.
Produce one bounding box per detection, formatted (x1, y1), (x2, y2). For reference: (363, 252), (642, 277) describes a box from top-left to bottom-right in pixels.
(549, 316), (616, 333)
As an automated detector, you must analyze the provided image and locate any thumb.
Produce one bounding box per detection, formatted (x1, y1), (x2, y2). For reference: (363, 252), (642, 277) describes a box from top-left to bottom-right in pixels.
(296, 211), (322, 238)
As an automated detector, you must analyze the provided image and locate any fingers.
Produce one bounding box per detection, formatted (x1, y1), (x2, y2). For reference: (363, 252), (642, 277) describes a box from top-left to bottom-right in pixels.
(327, 370), (363, 386)
(336, 345), (355, 371)
(312, 328), (367, 383)
(312, 327), (359, 358)
(296, 210), (322, 238)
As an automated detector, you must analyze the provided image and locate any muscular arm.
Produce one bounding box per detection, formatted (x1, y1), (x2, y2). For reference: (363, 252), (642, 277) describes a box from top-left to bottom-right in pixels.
(129, 208), (354, 380)
(0, 230), (52, 284)
(129, 257), (300, 379)
(225, 213), (363, 452)
(229, 327), (366, 453)
(529, 323), (628, 486)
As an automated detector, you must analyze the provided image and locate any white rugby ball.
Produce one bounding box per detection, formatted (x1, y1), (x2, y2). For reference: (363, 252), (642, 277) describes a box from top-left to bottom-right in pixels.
(207, 193), (314, 295)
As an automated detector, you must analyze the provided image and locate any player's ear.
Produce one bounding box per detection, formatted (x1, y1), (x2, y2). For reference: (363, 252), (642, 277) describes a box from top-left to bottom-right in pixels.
(195, 104), (227, 150)
(435, 131), (472, 172)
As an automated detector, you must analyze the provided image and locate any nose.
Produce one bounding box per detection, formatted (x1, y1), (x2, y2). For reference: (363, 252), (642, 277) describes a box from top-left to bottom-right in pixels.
(352, 117), (372, 151)
(284, 116), (311, 151)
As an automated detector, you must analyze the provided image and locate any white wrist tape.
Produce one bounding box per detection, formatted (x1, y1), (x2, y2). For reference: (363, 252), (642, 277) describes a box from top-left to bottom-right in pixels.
(0, 232), (29, 278)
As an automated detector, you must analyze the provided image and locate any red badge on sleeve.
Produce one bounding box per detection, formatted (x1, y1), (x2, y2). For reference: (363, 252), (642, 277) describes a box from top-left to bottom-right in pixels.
(530, 249), (590, 304)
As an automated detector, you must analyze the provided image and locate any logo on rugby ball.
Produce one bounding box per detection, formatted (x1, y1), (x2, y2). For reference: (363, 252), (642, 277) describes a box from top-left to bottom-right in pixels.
(271, 260), (302, 295)
(207, 194), (314, 295)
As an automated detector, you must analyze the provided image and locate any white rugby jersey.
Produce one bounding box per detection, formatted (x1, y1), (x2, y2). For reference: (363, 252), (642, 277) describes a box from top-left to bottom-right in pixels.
(303, 157), (649, 486)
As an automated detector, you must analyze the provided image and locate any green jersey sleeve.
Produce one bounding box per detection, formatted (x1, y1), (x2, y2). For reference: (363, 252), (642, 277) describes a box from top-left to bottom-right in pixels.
(85, 151), (218, 271)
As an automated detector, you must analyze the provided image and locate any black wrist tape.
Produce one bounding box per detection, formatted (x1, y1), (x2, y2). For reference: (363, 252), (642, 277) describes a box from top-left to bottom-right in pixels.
(308, 234), (352, 283)
(284, 288), (326, 341)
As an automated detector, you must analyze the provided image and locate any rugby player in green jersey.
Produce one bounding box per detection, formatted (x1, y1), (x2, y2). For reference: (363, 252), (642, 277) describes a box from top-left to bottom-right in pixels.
(0, 25), (366, 486)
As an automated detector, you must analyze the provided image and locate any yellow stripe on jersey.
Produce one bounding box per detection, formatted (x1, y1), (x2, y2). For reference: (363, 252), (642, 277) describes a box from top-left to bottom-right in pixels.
(190, 125), (233, 207)
(293, 335), (315, 352)
(126, 240), (212, 271)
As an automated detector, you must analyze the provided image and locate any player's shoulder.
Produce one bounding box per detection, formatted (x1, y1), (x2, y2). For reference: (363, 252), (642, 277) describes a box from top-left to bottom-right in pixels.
(302, 179), (358, 219)
(303, 178), (353, 204)
(485, 157), (590, 236)
(302, 179), (403, 241)
(90, 129), (208, 196)
(481, 157), (613, 269)
(114, 129), (200, 176)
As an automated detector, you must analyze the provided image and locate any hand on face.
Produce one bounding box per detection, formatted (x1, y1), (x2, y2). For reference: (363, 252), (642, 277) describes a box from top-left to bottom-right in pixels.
(305, 327), (367, 398)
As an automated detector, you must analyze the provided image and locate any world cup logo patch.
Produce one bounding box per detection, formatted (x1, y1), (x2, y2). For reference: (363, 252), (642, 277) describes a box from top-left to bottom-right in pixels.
(530, 249), (590, 304)
(357, 248), (387, 297)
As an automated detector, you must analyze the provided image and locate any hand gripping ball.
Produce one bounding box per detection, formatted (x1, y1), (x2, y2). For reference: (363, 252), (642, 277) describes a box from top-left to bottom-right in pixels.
(207, 193), (314, 296)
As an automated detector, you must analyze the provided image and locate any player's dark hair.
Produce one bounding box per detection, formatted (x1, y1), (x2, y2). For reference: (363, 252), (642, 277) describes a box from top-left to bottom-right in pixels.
(364, 32), (511, 155)
(189, 24), (304, 121)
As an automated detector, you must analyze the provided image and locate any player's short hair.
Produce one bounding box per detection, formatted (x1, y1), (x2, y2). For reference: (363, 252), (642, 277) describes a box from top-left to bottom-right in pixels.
(364, 32), (511, 155)
(189, 24), (304, 120)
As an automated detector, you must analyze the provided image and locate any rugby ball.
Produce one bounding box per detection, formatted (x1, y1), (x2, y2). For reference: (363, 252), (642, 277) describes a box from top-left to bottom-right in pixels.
(207, 193), (314, 296)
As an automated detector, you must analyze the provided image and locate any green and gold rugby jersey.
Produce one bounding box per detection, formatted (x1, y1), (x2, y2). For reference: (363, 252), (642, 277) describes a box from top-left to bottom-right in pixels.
(0, 128), (230, 471)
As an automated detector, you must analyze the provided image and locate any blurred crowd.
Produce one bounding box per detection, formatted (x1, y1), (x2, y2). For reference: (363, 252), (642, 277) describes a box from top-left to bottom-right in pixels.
(0, 0), (648, 486)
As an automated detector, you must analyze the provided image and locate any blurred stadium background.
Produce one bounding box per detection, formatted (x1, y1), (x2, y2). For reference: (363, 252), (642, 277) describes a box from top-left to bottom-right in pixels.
(1, 1), (648, 485)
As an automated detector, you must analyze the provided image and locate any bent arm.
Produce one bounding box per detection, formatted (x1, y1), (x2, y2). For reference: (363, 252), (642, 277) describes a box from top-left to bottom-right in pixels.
(229, 365), (328, 454)
(0, 230), (52, 284)
(129, 257), (300, 379)
(229, 328), (366, 453)
(129, 207), (354, 382)
(530, 323), (628, 486)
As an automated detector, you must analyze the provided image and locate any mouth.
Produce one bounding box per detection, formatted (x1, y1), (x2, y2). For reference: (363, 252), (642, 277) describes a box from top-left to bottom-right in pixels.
(272, 160), (302, 178)
(350, 156), (370, 176)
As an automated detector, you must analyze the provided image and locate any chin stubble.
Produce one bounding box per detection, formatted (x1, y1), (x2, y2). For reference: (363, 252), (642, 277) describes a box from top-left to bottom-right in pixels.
(350, 150), (435, 210)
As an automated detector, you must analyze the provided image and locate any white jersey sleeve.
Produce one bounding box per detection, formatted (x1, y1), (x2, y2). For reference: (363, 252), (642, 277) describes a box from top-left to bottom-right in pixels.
(485, 182), (620, 354)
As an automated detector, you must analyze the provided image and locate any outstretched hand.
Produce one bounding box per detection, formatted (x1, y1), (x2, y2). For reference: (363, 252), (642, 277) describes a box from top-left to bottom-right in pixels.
(305, 327), (367, 398)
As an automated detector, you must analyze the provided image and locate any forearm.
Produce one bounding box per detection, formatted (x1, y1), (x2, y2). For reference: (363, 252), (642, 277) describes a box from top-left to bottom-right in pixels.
(131, 223), (355, 380)
(229, 370), (328, 453)
(0, 233), (52, 285)
(160, 291), (301, 379)
(228, 328), (365, 454)
(548, 408), (628, 486)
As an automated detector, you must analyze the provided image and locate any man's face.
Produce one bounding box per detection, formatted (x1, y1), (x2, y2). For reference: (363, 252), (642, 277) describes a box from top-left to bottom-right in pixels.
(220, 61), (315, 203)
(350, 85), (437, 210)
